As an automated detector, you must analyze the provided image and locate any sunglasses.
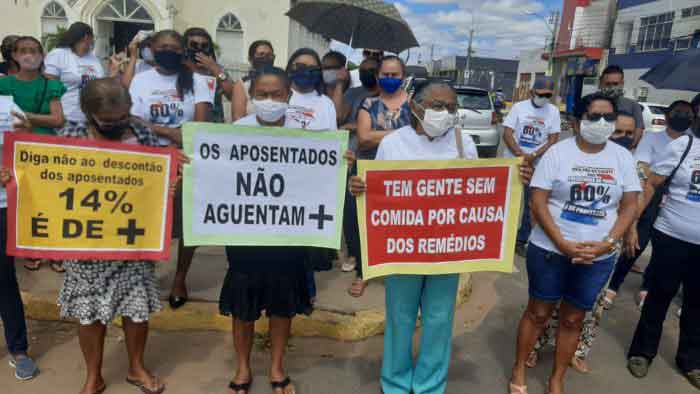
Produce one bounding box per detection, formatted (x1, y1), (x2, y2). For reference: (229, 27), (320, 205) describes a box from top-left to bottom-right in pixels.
(363, 50), (382, 58)
(535, 93), (553, 99)
(588, 113), (618, 122)
(189, 42), (211, 51)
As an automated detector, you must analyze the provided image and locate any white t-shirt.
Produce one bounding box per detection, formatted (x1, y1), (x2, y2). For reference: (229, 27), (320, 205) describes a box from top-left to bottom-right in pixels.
(285, 89), (337, 131)
(503, 99), (561, 158)
(635, 129), (678, 165)
(44, 48), (105, 123)
(375, 125), (478, 161)
(0, 96), (24, 208)
(529, 138), (642, 258)
(652, 135), (700, 245)
(135, 60), (154, 75)
(129, 68), (216, 146)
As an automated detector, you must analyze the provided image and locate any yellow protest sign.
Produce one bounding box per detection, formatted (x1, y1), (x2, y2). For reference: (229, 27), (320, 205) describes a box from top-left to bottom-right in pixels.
(3, 133), (177, 260)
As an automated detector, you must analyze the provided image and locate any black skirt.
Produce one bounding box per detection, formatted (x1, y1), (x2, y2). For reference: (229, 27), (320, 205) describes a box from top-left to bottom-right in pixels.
(219, 246), (312, 321)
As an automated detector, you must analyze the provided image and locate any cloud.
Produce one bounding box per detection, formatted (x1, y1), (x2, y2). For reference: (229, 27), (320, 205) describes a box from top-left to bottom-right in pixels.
(392, 0), (556, 63)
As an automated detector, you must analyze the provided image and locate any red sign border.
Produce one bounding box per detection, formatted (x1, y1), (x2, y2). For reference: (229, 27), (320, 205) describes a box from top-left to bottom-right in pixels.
(3, 132), (178, 261)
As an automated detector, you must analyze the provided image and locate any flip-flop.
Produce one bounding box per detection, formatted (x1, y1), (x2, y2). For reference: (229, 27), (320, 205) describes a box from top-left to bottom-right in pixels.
(229, 379), (253, 394)
(91, 384), (107, 394)
(126, 376), (165, 394)
(270, 377), (294, 394)
(23, 260), (42, 271)
(509, 382), (528, 394)
(49, 261), (66, 273)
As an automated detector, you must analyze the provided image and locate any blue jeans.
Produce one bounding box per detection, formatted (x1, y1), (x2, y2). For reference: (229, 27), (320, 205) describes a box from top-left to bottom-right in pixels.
(526, 243), (616, 311)
(516, 187), (532, 244)
(381, 274), (459, 394)
(0, 208), (29, 355)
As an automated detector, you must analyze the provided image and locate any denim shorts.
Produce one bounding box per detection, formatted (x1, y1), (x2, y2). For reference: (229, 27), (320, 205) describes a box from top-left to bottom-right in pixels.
(526, 243), (616, 311)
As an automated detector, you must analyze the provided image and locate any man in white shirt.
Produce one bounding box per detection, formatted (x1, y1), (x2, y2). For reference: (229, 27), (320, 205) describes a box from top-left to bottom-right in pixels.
(503, 76), (561, 255)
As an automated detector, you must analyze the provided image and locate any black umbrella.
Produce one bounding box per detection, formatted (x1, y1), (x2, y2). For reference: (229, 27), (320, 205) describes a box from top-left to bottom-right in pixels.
(286, 0), (419, 54)
(640, 48), (700, 92)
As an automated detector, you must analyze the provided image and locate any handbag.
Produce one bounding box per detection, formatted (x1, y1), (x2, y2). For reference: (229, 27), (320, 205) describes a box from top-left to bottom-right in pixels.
(645, 135), (693, 221)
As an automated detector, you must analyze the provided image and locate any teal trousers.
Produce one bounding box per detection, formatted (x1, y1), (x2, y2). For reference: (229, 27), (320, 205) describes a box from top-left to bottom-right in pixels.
(381, 274), (460, 394)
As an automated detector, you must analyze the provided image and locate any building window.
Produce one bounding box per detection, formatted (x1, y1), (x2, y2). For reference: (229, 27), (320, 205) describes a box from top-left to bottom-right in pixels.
(681, 6), (700, 18)
(217, 13), (244, 68)
(41, 1), (68, 35)
(675, 38), (691, 51)
(98, 0), (152, 23)
(637, 12), (675, 52)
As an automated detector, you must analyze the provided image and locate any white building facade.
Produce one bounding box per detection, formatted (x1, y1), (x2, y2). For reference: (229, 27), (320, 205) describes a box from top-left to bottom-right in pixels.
(1, 0), (328, 77)
(513, 48), (549, 101)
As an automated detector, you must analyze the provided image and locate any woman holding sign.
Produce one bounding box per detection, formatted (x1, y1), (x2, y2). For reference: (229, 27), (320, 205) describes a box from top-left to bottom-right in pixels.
(221, 66), (311, 394)
(349, 82), (533, 394)
(58, 78), (168, 394)
(129, 29), (214, 310)
(509, 94), (640, 394)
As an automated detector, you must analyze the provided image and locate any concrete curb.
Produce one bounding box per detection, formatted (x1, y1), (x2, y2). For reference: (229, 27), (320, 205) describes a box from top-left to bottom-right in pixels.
(21, 273), (472, 341)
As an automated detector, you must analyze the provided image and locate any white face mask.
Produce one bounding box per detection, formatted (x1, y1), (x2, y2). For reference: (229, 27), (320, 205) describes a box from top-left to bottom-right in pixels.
(532, 95), (550, 108)
(252, 99), (288, 123)
(142, 47), (154, 63)
(580, 118), (615, 144)
(414, 106), (456, 138)
(322, 69), (338, 85)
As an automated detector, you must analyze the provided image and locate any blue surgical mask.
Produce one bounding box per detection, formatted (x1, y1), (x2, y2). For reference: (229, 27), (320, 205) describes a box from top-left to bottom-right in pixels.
(378, 77), (402, 94)
(610, 135), (635, 150)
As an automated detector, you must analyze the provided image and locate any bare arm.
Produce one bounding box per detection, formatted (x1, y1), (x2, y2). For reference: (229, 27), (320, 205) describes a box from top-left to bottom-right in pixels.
(533, 133), (559, 159)
(503, 126), (525, 157)
(637, 172), (666, 219)
(194, 101), (212, 123)
(329, 83), (345, 125)
(24, 99), (65, 129)
(232, 80), (248, 121)
(608, 191), (640, 241)
(356, 109), (393, 150)
(531, 187), (592, 260)
(150, 125), (182, 146)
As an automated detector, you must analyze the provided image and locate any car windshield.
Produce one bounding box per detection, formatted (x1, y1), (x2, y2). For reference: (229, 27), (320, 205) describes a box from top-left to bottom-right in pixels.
(649, 105), (667, 115)
(457, 91), (492, 110)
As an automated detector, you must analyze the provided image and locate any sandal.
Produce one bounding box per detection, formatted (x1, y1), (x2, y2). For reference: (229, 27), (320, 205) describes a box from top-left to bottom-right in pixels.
(229, 379), (253, 394)
(126, 376), (165, 394)
(509, 382), (528, 394)
(348, 278), (368, 298)
(49, 261), (65, 273)
(271, 377), (294, 394)
(570, 356), (590, 374)
(91, 384), (107, 394)
(23, 260), (42, 271)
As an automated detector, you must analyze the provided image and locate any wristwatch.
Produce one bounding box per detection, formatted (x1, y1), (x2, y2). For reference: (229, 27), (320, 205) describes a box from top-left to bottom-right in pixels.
(602, 235), (621, 253)
(216, 71), (229, 82)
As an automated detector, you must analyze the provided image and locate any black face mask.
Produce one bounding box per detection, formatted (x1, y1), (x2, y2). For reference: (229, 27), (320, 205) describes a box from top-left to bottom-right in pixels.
(252, 56), (274, 70)
(610, 135), (635, 150)
(668, 112), (693, 132)
(359, 69), (377, 88)
(154, 50), (184, 72)
(93, 117), (130, 140)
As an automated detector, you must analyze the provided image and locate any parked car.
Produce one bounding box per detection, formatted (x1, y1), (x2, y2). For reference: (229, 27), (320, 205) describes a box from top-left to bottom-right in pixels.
(639, 102), (667, 133)
(454, 86), (501, 157)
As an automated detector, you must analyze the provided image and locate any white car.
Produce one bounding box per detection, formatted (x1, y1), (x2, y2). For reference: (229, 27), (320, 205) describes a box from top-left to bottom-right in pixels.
(454, 86), (501, 157)
(639, 102), (667, 133)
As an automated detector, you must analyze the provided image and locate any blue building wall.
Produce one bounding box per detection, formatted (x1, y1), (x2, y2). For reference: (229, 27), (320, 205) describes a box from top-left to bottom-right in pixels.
(610, 35), (700, 70)
(618, 0), (657, 9)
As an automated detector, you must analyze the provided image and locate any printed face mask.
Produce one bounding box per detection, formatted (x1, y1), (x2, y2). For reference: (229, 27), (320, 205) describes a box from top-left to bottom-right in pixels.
(580, 117), (615, 144)
(601, 86), (624, 100)
(252, 99), (288, 123)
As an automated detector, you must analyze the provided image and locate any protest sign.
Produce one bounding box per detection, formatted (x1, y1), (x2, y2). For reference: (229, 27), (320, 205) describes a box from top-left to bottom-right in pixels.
(2, 133), (177, 260)
(357, 158), (523, 279)
(182, 122), (348, 248)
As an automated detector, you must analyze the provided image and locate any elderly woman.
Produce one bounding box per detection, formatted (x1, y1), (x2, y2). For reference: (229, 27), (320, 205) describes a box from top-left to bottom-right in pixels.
(350, 81), (532, 394)
(509, 93), (640, 394)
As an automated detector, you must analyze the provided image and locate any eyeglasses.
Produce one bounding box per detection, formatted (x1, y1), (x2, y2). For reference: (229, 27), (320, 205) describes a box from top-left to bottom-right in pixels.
(588, 113), (617, 122)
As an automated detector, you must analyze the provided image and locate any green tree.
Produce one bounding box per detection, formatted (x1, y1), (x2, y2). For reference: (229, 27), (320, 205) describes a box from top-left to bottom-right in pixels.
(42, 26), (66, 53)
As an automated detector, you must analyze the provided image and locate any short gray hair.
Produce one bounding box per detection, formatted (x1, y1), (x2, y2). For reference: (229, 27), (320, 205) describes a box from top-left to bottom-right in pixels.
(414, 82), (455, 104)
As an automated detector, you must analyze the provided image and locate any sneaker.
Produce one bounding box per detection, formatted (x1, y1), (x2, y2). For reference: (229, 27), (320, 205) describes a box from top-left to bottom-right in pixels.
(685, 370), (700, 390)
(628, 356), (650, 378)
(515, 242), (527, 258)
(9, 354), (39, 381)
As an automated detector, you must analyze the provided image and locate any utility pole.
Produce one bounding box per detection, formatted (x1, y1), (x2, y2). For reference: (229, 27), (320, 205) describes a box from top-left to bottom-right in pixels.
(547, 9), (560, 76)
(465, 28), (474, 85)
